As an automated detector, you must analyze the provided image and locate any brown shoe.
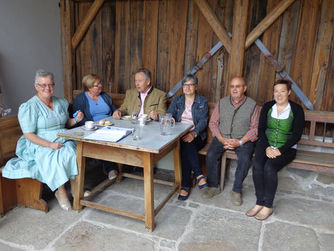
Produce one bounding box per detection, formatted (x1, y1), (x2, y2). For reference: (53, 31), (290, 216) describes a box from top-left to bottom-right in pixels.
(246, 205), (263, 217)
(231, 191), (242, 206)
(254, 207), (273, 221)
(202, 187), (221, 199)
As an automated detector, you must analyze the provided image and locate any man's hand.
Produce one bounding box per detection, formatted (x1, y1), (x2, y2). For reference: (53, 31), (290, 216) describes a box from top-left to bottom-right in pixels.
(223, 138), (240, 150)
(182, 132), (196, 143)
(112, 110), (122, 119)
(149, 110), (158, 121)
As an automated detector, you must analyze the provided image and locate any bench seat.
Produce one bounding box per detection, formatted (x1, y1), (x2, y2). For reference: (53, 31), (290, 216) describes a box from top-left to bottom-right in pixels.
(198, 105), (334, 190)
(0, 115), (48, 216)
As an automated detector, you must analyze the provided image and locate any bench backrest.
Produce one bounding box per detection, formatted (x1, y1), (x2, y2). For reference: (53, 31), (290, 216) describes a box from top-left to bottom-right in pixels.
(206, 103), (334, 149)
(300, 110), (334, 148)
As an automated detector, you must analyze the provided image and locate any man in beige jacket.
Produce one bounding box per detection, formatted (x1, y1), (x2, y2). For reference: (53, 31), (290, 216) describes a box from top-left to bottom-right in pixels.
(113, 68), (167, 120)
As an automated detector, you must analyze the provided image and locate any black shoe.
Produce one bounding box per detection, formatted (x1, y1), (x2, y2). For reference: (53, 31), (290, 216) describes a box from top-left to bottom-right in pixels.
(178, 187), (191, 201)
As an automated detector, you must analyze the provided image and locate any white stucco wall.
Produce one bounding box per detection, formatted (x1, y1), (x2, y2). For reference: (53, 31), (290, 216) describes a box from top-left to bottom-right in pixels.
(0, 0), (63, 114)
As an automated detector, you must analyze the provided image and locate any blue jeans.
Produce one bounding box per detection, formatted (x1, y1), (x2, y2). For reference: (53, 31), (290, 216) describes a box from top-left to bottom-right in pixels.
(253, 142), (296, 208)
(206, 137), (254, 192)
(180, 136), (206, 188)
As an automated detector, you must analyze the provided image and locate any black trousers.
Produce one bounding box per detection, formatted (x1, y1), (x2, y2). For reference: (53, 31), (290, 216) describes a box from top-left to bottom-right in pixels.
(252, 142), (296, 208)
(180, 136), (206, 188)
(206, 137), (254, 192)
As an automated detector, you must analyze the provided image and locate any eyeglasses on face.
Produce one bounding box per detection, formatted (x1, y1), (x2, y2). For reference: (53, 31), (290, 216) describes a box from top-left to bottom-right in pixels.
(37, 83), (55, 88)
(93, 82), (103, 88)
(183, 83), (195, 88)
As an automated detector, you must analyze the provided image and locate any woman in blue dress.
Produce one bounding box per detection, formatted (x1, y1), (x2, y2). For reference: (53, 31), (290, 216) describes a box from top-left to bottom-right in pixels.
(73, 74), (118, 182)
(2, 70), (84, 211)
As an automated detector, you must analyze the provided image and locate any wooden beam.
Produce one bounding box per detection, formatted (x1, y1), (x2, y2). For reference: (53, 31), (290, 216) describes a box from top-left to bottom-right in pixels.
(228, 0), (249, 79)
(194, 0), (231, 54)
(71, 0), (105, 49)
(245, 0), (295, 49)
(60, 0), (74, 102)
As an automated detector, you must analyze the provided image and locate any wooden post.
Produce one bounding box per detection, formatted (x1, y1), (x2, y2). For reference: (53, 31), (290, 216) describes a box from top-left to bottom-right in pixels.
(245, 0), (295, 49)
(71, 0), (105, 50)
(60, 0), (74, 103)
(228, 0), (249, 80)
(194, 0), (231, 54)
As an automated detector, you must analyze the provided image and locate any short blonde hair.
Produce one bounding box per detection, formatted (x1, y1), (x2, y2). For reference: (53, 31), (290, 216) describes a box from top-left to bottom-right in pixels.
(82, 74), (100, 91)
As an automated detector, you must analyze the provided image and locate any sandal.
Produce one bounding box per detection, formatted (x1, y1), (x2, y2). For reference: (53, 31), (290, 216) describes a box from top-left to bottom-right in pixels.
(246, 205), (263, 217)
(254, 207), (273, 221)
(178, 187), (191, 201)
(55, 190), (72, 211)
(196, 175), (208, 189)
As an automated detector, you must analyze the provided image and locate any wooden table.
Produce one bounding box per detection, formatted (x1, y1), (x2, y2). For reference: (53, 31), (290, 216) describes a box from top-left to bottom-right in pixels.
(58, 118), (191, 231)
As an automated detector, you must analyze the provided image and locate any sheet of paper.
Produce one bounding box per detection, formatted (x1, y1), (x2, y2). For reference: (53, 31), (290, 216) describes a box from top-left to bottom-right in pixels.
(84, 126), (133, 142)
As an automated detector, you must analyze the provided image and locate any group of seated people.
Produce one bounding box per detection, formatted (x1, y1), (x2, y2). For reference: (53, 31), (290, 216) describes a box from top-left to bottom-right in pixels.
(2, 67), (305, 221)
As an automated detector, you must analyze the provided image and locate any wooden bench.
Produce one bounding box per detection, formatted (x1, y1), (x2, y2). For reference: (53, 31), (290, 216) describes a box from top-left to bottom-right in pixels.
(198, 104), (334, 190)
(0, 92), (126, 216)
(0, 115), (48, 216)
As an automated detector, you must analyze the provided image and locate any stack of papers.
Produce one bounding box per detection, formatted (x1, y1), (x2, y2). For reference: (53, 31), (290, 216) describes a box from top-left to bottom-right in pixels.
(84, 126), (133, 142)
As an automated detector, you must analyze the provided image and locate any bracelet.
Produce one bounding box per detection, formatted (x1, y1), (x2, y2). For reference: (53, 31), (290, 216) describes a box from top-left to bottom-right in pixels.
(75, 117), (78, 123)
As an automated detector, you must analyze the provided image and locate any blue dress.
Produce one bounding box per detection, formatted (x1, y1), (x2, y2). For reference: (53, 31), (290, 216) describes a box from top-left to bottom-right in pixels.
(2, 96), (78, 191)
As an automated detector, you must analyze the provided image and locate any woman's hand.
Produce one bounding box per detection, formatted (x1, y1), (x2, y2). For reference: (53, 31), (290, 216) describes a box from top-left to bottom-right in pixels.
(76, 111), (84, 122)
(266, 147), (281, 158)
(182, 132), (196, 143)
(24, 132), (62, 150)
(48, 142), (63, 150)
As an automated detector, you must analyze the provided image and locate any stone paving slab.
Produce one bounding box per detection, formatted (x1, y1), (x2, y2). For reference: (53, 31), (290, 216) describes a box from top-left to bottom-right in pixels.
(84, 193), (192, 241)
(0, 243), (24, 251)
(105, 178), (176, 204)
(262, 221), (319, 250)
(0, 200), (81, 250)
(178, 206), (261, 251)
(52, 221), (155, 251)
(274, 197), (334, 232)
(186, 179), (257, 214)
(318, 233), (334, 251)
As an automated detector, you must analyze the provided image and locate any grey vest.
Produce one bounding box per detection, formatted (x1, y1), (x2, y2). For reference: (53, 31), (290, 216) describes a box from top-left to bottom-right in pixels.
(219, 96), (256, 139)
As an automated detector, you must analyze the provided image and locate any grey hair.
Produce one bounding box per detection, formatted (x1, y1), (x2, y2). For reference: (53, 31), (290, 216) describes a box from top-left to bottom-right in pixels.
(134, 68), (151, 81)
(182, 74), (198, 86)
(34, 69), (54, 85)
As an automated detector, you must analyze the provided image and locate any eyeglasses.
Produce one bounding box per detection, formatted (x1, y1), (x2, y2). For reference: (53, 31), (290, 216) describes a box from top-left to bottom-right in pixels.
(183, 83), (195, 88)
(93, 82), (103, 88)
(37, 83), (55, 88)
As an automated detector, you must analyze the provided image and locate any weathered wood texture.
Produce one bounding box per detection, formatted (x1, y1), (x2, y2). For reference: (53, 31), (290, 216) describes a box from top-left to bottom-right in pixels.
(62, 0), (334, 112)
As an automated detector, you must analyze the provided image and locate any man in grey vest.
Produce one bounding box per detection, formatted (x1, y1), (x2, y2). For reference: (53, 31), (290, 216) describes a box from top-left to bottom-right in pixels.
(202, 77), (261, 206)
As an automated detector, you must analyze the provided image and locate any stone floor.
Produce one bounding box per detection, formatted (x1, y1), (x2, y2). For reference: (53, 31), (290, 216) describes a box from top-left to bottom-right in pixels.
(1, 166), (334, 251)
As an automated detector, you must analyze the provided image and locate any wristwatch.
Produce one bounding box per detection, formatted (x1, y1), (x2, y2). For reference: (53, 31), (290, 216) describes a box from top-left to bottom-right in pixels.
(239, 139), (243, 146)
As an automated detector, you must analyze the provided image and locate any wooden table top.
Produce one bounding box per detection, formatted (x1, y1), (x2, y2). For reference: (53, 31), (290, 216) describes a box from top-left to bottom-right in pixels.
(58, 117), (192, 154)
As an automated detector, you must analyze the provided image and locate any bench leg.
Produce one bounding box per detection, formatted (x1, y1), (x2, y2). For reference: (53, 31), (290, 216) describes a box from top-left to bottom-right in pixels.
(15, 178), (48, 213)
(0, 175), (17, 216)
(220, 152), (227, 191)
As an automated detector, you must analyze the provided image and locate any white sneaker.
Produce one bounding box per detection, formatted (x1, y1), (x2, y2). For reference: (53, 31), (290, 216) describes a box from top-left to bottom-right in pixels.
(108, 170), (118, 181)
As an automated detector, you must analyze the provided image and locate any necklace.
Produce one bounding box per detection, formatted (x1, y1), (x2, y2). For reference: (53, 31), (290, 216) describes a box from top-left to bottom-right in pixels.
(87, 92), (99, 105)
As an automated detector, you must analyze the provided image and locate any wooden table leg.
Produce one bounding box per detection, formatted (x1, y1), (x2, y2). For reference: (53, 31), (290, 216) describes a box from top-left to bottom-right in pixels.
(173, 140), (181, 192)
(143, 152), (155, 231)
(73, 141), (86, 211)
